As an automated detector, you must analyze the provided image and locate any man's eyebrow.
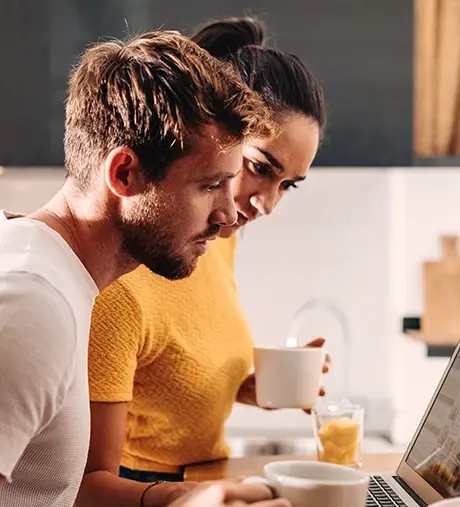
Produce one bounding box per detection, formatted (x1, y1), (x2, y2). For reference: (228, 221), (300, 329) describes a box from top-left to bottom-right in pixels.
(196, 168), (242, 182)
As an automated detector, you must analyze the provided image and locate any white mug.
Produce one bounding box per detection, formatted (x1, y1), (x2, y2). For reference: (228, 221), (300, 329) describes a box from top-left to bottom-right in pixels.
(243, 460), (369, 507)
(254, 346), (325, 409)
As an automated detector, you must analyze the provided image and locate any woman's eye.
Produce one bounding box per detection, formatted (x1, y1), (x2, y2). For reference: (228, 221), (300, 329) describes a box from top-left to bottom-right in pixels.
(248, 160), (272, 178)
(282, 181), (299, 191)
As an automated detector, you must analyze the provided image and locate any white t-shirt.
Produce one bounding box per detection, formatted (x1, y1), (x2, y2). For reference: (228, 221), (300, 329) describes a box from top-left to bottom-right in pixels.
(0, 211), (98, 507)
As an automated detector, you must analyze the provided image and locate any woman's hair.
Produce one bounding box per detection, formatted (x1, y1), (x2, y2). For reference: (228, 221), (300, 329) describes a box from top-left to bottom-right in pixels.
(191, 17), (327, 139)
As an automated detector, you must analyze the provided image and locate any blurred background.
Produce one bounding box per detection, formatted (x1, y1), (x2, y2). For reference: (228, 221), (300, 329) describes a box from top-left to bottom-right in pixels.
(1, 0), (460, 456)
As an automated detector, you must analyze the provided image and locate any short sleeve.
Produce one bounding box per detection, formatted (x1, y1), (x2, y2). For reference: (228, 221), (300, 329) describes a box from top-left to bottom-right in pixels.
(0, 273), (76, 481)
(88, 280), (143, 403)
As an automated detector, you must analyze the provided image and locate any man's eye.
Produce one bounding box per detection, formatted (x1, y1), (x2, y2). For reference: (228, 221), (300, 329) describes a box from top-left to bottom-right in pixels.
(205, 182), (223, 191)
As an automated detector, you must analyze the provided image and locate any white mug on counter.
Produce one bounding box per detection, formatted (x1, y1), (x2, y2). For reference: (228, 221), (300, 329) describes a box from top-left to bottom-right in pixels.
(243, 460), (369, 507)
(253, 346), (325, 409)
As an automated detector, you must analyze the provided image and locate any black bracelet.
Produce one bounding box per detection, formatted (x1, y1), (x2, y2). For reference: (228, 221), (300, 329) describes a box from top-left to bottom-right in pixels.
(140, 480), (165, 507)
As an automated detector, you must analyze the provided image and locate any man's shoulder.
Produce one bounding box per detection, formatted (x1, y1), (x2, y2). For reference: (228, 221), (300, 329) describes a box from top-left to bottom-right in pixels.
(0, 272), (79, 374)
(0, 216), (70, 275)
(0, 215), (97, 308)
(0, 272), (76, 333)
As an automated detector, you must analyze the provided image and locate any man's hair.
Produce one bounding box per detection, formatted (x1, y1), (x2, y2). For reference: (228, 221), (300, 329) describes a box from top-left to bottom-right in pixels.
(64, 30), (273, 190)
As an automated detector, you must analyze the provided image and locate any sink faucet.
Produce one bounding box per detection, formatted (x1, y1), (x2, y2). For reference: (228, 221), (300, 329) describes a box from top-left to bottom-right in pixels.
(286, 298), (351, 396)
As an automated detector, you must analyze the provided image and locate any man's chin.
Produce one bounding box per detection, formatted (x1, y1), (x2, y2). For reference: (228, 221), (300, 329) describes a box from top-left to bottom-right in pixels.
(143, 256), (198, 281)
(170, 260), (198, 280)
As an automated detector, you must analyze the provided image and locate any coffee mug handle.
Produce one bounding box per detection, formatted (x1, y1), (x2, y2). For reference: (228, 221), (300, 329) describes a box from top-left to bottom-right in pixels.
(242, 476), (280, 497)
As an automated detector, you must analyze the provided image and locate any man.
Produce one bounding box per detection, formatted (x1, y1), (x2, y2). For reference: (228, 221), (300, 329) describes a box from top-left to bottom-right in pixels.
(0, 30), (273, 506)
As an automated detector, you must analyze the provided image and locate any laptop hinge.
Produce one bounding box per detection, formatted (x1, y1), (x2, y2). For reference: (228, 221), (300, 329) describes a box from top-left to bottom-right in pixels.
(393, 476), (427, 506)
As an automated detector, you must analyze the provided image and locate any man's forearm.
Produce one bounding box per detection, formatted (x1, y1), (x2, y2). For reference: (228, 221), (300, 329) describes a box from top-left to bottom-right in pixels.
(76, 470), (194, 507)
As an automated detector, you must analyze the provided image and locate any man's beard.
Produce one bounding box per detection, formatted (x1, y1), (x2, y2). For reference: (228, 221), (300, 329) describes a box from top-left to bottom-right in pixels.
(114, 196), (194, 280)
(114, 194), (220, 280)
(120, 219), (195, 280)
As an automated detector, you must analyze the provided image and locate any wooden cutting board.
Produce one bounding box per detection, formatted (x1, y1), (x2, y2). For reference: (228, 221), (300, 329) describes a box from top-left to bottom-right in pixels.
(422, 236), (460, 344)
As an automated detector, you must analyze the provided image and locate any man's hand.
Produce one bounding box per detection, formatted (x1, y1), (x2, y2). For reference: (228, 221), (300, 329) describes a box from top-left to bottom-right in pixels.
(167, 481), (291, 507)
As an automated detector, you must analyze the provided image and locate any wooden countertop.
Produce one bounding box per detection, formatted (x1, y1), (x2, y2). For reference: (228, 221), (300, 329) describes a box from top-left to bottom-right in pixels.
(184, 453), (404, 481)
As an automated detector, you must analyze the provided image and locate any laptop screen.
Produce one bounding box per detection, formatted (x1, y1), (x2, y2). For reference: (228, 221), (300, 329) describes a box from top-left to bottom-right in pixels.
(405, 347), (460, 498)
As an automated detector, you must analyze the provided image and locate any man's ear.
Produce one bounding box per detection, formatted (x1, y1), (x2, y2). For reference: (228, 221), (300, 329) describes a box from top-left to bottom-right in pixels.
(103, 147), (146, 197)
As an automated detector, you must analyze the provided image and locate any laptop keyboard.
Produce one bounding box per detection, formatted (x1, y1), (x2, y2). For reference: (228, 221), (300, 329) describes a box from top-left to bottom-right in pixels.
(366, 476), (408, 507)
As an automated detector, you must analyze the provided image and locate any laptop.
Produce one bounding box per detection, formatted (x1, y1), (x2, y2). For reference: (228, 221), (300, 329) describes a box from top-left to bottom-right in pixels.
(367, 341), (460, 506)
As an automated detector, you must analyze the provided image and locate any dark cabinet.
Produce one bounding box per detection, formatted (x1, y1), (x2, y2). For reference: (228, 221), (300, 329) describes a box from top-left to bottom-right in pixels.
(0, 0), (414, 168)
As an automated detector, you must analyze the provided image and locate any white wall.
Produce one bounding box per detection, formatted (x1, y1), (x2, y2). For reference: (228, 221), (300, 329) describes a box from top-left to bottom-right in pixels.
(230, 168), (459, 441)
(2, 166), (458, 444)
(388, 169), (460, 445)
(230, 169), (394, 433)
(0, 167), (65, 210)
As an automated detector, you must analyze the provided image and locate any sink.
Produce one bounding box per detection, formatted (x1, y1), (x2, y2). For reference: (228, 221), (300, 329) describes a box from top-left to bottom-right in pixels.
(226, 434), (403, 458)
(227, 436), (315, 458)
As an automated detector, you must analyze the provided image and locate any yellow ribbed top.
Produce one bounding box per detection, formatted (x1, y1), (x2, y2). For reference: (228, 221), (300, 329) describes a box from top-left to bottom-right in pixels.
(88, 236), (254, 472)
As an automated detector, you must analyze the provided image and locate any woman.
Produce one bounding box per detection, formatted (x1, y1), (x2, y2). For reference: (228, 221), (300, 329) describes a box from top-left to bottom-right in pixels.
(78, 17), (326, 507)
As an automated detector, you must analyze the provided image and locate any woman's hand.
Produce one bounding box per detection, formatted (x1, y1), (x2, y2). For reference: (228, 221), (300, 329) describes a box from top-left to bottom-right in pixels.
(302, 337), (330, 414)
(236, 338), (330, 412)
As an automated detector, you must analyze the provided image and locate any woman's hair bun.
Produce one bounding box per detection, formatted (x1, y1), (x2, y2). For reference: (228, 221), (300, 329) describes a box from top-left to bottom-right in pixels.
(191, 17), (266, 59)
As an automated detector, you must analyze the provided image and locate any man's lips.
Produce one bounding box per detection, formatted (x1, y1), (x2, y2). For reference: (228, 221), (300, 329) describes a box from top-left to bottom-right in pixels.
(195, 235), (218, 243)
